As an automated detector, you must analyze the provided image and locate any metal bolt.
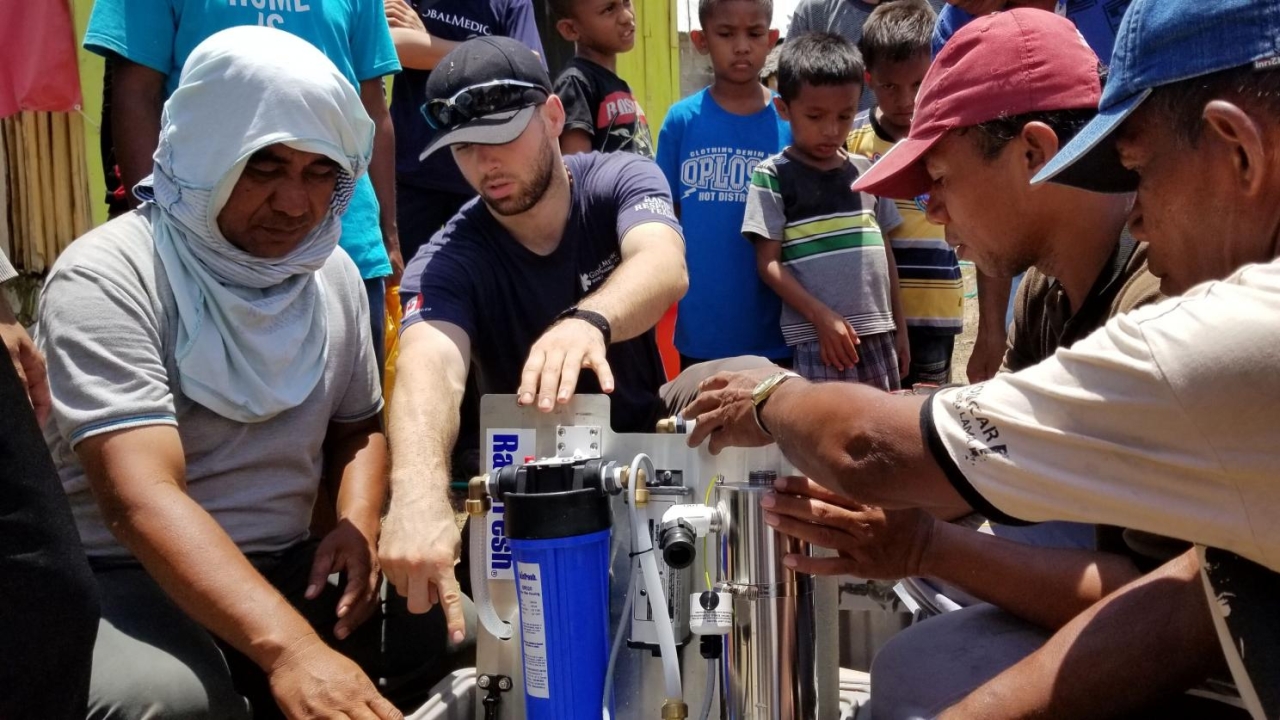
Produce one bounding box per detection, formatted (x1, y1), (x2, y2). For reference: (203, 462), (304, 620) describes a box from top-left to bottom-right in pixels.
(557, 427), (565, 437)
(589, 428), (598, 436)
(590, 442), (598, 450)
(477, 675), (492, 689)
(557, 442), (565, 452)
(497, 676), (514, 691)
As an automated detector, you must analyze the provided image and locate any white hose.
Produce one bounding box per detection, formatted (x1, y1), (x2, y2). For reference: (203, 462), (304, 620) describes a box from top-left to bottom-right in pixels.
(470, 511), (513, 640)
(629, 453), (683, 703)
(601, 578), (636, 720)
(698, 657), (717, 720)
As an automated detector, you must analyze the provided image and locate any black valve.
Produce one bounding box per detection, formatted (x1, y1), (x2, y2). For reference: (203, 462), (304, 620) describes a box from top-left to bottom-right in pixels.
(659, 518), (697, 569)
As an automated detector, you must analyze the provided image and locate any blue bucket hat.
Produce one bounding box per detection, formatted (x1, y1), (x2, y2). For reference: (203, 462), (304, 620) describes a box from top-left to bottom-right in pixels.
(1034, 0), (1280, 193)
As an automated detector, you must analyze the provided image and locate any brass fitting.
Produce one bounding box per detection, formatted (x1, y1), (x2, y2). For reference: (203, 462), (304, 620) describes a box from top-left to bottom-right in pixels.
(635, 484), (650, 507)
(661, 700), (688, 720)
(656, 417), (676, 433)
(465, 475), (491, 517)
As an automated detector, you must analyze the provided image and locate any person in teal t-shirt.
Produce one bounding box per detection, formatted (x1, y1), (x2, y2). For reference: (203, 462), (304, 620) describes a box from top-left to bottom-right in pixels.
(84, 0), (403, 367)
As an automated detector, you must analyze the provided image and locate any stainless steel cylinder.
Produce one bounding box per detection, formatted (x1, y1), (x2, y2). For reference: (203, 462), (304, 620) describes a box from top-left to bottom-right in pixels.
(716, 479), (817, 720)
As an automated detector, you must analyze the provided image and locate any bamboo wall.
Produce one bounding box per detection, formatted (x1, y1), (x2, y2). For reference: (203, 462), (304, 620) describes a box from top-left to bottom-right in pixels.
(1, 112), (93, 276)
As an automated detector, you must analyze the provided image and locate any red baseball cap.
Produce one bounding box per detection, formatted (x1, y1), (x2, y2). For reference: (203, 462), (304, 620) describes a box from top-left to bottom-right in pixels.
(852, 8), (1102, 200)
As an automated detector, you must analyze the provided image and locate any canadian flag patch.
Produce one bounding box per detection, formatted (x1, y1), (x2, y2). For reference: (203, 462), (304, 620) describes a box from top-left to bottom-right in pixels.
(405, 294), (423, 314)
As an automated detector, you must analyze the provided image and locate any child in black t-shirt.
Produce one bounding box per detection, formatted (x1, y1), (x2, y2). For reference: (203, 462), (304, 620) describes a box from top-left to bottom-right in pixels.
(550, 0), (654, 157)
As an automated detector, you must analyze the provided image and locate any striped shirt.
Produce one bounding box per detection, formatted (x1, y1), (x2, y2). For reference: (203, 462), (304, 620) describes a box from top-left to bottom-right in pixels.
(742, 151), (902, 346)
(848, 110), (964, 334)
(0, 251), (15, 284)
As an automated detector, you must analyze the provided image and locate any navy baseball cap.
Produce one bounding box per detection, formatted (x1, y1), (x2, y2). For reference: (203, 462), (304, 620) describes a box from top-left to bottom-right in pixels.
(419, 36), (551, 160)
(1034, 0), (1280, 193)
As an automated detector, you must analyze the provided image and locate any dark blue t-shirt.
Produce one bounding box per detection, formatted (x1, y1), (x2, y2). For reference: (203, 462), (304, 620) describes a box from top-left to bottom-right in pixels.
(655, 88), (791, 361)
(400, 152), (682, 433)
(933, 2), (1130, 64)
(390, 0), (544, 195)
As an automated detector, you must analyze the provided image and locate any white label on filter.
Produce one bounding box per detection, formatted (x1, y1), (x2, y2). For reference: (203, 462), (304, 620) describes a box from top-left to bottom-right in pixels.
(485, 429), (535, 580)
(689, 591), (733, 635)
(517, 562), (551, 699)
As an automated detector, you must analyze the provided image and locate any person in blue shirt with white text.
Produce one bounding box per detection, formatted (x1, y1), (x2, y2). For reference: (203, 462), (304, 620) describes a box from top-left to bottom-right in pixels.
(656, 0), (792, 368)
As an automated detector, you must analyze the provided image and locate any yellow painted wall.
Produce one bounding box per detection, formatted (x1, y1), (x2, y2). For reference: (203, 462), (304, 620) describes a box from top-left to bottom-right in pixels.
(70, 0), (108, 228)
(616, 0), (680, 137)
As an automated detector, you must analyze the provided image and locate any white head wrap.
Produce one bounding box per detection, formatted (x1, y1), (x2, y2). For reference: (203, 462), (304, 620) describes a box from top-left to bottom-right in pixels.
(136, 26), (374, 422)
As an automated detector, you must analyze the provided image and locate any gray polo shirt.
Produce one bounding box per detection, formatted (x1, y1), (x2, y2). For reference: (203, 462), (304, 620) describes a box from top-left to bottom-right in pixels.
(38, 209), (382, 559)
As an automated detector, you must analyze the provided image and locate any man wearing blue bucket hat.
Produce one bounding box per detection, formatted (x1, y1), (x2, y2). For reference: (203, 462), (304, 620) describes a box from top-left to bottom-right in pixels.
(683, 1), (1280, 715)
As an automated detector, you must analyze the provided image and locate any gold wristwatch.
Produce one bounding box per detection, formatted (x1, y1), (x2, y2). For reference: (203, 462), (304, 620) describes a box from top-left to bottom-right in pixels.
(752, 371), (800, 437)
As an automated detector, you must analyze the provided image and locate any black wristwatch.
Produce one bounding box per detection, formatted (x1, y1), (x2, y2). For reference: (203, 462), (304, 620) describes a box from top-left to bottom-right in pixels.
(553, 307), (612, 346)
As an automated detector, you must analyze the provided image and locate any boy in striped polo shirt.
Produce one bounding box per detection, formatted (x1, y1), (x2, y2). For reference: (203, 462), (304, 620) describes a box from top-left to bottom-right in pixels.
(848, 0), (964, 385)
(743, 32), (908, 390)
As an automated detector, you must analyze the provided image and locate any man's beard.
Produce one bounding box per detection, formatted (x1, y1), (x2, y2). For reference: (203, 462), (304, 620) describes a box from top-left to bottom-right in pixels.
(485, 137), (557, 217)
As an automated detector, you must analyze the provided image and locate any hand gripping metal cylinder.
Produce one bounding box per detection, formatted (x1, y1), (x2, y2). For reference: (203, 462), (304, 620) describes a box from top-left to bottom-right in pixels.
(716, 472), (818, 720)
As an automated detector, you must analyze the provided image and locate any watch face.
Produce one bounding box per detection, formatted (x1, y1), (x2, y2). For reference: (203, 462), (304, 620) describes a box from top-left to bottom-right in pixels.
(753, 372), (784, 405)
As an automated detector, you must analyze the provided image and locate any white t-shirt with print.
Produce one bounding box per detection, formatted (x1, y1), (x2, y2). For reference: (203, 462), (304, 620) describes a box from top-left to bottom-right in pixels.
(926, 257), (1280, 573)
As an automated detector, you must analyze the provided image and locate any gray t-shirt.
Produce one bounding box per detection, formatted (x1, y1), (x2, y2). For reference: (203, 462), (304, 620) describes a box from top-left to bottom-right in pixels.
(38, 209), (382, 559)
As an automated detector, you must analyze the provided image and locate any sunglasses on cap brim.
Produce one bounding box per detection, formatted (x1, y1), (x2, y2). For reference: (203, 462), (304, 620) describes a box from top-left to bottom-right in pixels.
(421, 79), (550, 132)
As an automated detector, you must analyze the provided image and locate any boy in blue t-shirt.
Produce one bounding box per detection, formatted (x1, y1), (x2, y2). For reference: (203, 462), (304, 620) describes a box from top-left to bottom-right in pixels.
(655, 0), (792, 367)
(743, 33), (908, 391)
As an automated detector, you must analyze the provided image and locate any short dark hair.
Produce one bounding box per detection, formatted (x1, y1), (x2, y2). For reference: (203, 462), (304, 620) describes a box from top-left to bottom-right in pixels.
(698, 0), (773, 27)
(964, 108), (1098, 160)
(776, 32), (864, 103)
(549, 0), (577, 20)
(1147, 63), (1280, 146)
(963, 65), (1107, 160)
(858, 0), (936, 71)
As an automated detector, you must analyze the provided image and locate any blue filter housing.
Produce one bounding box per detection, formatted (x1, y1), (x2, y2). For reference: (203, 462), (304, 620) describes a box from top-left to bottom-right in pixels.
(505, 485), (613, 720)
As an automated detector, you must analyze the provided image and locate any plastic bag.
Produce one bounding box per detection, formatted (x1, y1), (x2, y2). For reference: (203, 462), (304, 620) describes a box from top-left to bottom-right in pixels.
(383, 285), (401, 409)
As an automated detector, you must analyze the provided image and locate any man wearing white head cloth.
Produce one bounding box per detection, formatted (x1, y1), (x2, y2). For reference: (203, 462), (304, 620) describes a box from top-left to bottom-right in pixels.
(37, 27), (471, 720)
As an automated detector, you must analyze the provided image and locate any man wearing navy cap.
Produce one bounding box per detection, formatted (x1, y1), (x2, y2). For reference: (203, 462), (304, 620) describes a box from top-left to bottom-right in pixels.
(683, 0), (1280, 715)
(376, 36), (698, 642)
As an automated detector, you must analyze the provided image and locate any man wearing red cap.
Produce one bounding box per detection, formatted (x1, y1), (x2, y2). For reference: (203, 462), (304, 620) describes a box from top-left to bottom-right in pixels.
(792, 9), (1204, 717)
(684, 8), (1250, 717)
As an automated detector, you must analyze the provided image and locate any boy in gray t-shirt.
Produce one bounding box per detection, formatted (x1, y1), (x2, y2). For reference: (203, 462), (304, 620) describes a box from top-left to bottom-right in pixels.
(742, 32), (907, 390)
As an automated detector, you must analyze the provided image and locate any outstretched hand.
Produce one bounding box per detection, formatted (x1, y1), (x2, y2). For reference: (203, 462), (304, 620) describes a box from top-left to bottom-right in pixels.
(680, 365), (782, 455)
(762, 476), (936, 581)
(307, 519), (380, 641)
(268, 634), (403, 720)
(378, 498), (468, 645)
(517, 318), (613, 412)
